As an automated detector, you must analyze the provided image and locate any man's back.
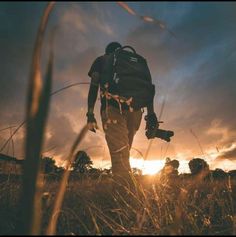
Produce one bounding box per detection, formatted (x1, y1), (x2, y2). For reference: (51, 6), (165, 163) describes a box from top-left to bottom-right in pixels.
(88, 53), (131, 111)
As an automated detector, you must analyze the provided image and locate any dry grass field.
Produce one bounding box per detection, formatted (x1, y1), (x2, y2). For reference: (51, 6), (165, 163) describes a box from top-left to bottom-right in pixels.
(0, 172), (236, 235)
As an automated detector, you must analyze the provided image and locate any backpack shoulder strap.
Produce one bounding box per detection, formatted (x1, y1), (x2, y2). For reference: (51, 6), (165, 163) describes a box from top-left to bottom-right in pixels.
(100, 53), (115, 87)
(120, 45), (136, 53)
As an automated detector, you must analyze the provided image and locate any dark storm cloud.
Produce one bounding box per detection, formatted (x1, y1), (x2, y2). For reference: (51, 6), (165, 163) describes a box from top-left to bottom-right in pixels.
(0, 2), (49, 157)
(45, 113), (77, 155)
(0, 2), (111, 158)
(216, 147), (236, 161)
(0, 2), (46, 107)
(125, 2), (236, 154)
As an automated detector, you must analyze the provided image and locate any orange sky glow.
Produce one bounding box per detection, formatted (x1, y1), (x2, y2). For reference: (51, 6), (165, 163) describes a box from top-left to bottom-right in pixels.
(52, 142), (236, 175)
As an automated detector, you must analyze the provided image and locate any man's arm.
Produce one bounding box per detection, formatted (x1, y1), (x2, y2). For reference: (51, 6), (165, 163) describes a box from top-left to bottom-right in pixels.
(145, 101), (159, 131)
(87, 72), (100, 113)
(86, 55), (103, 132)
(146, 101), (154, 115)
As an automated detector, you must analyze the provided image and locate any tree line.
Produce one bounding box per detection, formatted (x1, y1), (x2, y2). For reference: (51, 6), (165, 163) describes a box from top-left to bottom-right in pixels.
(41, 151), (236, 181)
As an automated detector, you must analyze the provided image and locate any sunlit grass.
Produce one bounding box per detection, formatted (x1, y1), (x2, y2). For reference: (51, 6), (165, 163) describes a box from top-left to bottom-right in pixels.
(130, 157), (165, 175)
(0, 174), (235, 235)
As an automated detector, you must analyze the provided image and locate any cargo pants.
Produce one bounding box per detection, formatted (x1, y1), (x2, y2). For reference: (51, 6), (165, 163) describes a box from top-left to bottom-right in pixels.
(101, 105), (142, 179)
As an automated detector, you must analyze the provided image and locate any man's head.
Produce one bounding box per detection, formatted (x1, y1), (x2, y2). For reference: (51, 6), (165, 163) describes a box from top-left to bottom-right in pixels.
(105, 42), (122, 55)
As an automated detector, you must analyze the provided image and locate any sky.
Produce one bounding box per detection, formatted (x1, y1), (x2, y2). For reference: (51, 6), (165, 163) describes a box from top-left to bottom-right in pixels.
(0, 2), (236, 173)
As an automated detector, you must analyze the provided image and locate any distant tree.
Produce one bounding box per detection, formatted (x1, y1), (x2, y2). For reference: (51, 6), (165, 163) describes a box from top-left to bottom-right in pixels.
(88, 167), (103, 179)
(188, 158), (209, 175)
(41, 157), (57, 174)
(72, 151), (93, 173)
(55, 166), (65, 175)
(159, 158), (179, 181)
(165, 157), (171, 163)
(89, 167), (101, 174)
(228, 170), (236, 179)
(178, 173), (192, 180)
(211, 168), (228, 180)
(166, 159), (179, 170)
(164, 158), (179, 175)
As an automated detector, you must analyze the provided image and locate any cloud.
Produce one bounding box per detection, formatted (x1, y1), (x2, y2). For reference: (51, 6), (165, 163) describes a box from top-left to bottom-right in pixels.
(123, 2), (236, 158)
(59, 3), (114, 38)
(219, 148), (236, 160)
(216, 144), (236, 160)
(210, 143), (236, 170)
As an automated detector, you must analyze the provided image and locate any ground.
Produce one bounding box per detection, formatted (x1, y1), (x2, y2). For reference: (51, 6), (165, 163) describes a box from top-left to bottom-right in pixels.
(0, 173), (235, 235)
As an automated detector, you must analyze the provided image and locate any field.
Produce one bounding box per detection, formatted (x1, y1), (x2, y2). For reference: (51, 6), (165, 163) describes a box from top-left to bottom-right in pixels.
(0, 172), (236, 235)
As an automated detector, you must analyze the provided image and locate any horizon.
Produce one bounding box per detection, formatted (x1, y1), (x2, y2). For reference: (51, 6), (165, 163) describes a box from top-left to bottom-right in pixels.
(1, 151), (235, 176)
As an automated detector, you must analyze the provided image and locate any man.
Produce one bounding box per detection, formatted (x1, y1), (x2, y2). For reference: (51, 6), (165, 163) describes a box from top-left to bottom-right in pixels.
(86, 42), (158, 182)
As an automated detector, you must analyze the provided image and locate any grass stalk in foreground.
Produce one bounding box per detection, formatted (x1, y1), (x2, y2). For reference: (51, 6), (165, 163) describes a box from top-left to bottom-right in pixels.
(19, 2), (55, 235)
(46, 125), (89, 235)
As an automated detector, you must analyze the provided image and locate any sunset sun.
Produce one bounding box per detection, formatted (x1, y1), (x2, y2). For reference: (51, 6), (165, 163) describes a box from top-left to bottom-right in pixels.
(130, 157), (165, 175)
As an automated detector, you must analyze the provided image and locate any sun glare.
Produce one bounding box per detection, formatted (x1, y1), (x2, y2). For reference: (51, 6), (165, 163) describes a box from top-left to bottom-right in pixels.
(53, 142), (236, 175)
(130, 157), (193, 175)
(130, 157), (165, 175)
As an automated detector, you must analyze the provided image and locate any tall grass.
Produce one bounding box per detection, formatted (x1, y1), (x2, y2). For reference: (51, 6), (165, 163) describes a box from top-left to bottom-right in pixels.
(16, 2), (90, 235)
(18, 2), (55, 235)
(41, 175), (235, 235)
(46, 125), (88, 235)
(144, 97), (166, 161)
(1, 171), (235, 235)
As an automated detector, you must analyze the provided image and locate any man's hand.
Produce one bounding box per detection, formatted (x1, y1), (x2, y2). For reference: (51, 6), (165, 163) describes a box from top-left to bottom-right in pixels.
(86, 112), (98, 133)
(144, 113), (159, 139)
(144, 113), (159, 130)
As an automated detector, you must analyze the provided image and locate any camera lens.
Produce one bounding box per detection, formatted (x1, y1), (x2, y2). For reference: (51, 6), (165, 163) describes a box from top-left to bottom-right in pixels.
(156, 129), (174, 142)
(146, 128), (174, 142)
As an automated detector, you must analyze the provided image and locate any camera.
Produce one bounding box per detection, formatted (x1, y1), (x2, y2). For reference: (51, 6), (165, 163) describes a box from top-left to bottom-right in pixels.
(146, 128), (174, 142)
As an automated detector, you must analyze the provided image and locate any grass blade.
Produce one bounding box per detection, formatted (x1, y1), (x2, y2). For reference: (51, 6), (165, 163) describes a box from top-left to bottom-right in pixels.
(46, 124), (89, 235)
(18, 2), (55, 235)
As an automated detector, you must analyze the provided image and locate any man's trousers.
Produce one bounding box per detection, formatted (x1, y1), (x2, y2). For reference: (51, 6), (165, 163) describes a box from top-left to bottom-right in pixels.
(101, 106), (142, 178)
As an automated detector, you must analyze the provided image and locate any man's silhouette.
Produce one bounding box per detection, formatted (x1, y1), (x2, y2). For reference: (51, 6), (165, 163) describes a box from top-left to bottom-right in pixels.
(86, 42), (158, 182)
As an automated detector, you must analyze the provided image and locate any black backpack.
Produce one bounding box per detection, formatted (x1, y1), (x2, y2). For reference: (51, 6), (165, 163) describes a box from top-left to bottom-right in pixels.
(101, 46), (155, 110)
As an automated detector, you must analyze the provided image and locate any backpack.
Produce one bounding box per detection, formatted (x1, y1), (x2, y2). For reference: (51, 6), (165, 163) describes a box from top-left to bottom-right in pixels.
(101, 46), (155, 110)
